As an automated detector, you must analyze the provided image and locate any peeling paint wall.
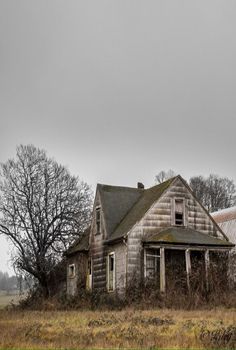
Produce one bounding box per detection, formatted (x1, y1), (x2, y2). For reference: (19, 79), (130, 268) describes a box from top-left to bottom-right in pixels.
(66, 253), (88, 296)
(127, 178), (223, 280)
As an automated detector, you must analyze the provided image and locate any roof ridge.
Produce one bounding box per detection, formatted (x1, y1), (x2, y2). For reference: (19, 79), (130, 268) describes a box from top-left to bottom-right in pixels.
(146, 175), (178, 192)
(97, 183), (144, 191)
(107, 176), (177, 242)
(97, 175), (179, 193)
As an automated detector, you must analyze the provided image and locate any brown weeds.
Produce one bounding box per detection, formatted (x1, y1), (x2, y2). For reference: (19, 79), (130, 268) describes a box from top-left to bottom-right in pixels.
(0, 308), (235, 349)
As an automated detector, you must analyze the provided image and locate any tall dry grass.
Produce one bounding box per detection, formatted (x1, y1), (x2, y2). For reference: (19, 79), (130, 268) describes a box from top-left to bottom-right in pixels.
(0, 307), (235, 349)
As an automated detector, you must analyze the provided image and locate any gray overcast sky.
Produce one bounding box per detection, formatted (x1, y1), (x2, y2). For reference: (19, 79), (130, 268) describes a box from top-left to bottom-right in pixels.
(0, 0), (236, 273)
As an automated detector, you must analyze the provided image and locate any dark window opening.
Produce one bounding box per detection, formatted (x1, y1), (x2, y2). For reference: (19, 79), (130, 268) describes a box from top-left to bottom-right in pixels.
(108, 253), (115, 291)
(88, 258), (92, 275)
(96, 207), (101, 234)
(110, 254), (114, 271)
(175, 212), (183, 225)
(68, 264), (75, 278)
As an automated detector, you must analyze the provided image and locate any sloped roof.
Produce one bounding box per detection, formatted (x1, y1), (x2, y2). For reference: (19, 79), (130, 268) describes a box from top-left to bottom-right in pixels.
(211, 207), (236, 244)
(106, 177), (176, 242)
(211, 206), (236, 223)
(65, 227), (90, 256)
(143, 227), (234, 247)
(97, 183), (144, 237)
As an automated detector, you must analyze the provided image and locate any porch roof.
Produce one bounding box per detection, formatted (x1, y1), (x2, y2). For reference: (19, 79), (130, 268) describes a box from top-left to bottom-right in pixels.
(65, 227), (90, 256)
(143, 227), (234, 247)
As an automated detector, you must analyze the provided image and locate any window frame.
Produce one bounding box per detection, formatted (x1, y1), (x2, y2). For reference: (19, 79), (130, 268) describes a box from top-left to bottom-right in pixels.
(107, 252), (115, 292)
(68, 263), (75, 278)
(172, 198), (186, 226)
(86, 257), (92, 290)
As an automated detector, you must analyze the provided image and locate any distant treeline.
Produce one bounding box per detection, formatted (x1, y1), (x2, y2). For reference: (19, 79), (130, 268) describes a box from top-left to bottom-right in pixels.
(0, 271), (29, 292)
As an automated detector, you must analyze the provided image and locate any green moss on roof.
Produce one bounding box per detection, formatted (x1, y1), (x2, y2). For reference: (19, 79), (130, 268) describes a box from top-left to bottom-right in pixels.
(143, 227), (234, 246)
(107, 177), (176, 242)
(65, 227), (90, 256)
(97, 183), (144, 237)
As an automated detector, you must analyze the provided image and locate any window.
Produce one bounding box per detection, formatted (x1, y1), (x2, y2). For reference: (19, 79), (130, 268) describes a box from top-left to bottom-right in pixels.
(145, 249), (160, 281)
(86, 258), (92, 290)
(68, 264), (75, 278)
(96, 207), (101, 234)
(174, 199), (184, 226)
(107, 252), (115, 292)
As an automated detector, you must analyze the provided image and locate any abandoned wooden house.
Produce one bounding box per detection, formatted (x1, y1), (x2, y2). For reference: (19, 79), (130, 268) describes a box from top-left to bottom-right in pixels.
(65, 175), (234, 296)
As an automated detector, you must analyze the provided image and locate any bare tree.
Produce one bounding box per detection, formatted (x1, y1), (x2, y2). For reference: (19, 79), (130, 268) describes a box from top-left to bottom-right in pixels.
(190, 174), (236, 212)
(0, 145), (92, 296)
(155, 169), (176, 184)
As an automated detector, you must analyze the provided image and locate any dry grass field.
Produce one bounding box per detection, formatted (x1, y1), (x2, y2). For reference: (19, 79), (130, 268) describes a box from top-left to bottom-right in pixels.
(0, 307), (235, 349)
(0, 291), (23, 309)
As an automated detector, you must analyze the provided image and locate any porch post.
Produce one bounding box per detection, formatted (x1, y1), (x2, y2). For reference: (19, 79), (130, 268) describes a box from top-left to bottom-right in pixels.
(144, 248), (147, 279)
(205, 249), (210, 291)
(160, 247), (166, 293)
(185, 249), (191, 291)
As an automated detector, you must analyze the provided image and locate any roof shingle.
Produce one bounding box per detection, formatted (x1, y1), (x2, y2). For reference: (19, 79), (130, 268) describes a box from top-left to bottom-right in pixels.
(143, 226), (234, 247)
(106, 177), (176, 242)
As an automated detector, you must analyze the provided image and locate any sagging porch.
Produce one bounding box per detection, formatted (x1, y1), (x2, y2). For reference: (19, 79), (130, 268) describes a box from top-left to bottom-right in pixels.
(143, 227), (234, 293)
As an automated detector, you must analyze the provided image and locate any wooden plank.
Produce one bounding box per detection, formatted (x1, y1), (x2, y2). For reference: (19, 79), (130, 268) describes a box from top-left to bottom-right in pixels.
(185, 249), (191, 291)
(205, 250), (210, 291)
(160, 247), (166, 293)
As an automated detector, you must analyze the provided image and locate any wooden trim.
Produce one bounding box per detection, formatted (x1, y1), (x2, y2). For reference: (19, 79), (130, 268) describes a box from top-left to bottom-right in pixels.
(86, 257), (92, 290)
(145, 243), (232, 251)
(107, 251), (115, 292)
(160, 247), (166, 293)
(205, 250), (210, 291)
(185, 249), (191, 291)
(144, 248), (147, 279)
(172, 197), (186, 227)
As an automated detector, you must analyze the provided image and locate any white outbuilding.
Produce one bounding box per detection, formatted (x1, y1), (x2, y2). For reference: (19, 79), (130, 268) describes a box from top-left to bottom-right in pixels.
(211, 206), (236, 280)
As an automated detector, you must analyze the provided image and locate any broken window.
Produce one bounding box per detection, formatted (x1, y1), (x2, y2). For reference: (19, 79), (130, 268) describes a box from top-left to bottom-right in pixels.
(145, 248), (160, 286)
(107, 252), (115, 292)
(68, 264), (75, 278)
(96, 207), (101, 234)
(175, 199), (184, 226)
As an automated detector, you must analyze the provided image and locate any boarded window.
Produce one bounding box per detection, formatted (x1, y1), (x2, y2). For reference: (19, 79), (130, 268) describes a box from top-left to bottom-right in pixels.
(175, 199), (184, 225)
(107, 252), (115, 292)
(96, 207), (101, 234)
(68, 264), (75, 278)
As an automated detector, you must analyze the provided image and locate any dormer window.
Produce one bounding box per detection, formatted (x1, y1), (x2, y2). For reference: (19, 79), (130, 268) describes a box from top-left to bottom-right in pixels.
(96, 206), (101, 234)
(174, 199), (184, 226)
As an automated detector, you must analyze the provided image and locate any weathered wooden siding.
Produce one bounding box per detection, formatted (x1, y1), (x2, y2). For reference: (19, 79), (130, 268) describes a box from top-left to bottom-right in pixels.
(90, 192), (107, 291)
(107, 243), (126, 294)
(127, 177), (224, 279)
(67, 253), (88, 296)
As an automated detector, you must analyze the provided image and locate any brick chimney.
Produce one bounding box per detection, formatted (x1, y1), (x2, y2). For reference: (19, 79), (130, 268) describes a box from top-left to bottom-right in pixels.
(137, 182), (144, 189)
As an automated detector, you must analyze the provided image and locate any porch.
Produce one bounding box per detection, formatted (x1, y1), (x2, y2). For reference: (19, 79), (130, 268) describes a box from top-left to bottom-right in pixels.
(143, 227), (234, 293)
